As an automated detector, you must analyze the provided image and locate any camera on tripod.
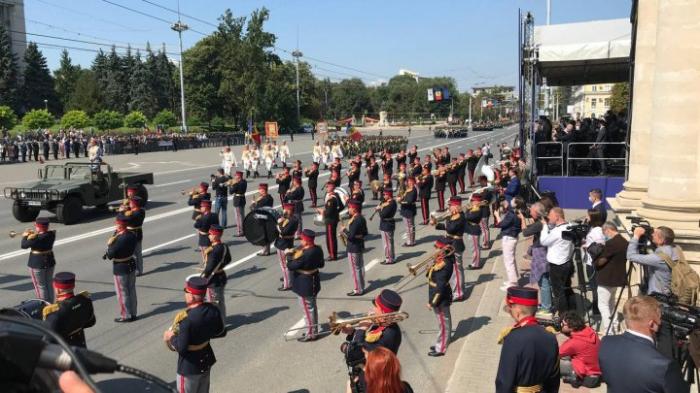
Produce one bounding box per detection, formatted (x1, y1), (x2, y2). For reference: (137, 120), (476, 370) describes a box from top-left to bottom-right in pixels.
(651, 292), (700, 338)
(562, 220), (590, 244)
(627, 216), (655, 251)
(340, 340), (366, 393)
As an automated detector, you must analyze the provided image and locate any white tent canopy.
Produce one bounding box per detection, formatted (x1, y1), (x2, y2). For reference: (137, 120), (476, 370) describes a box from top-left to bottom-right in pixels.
(534, 18), (631, 86)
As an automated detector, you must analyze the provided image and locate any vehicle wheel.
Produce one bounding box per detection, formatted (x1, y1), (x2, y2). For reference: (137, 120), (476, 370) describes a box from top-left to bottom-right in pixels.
(136, 185), (149, 207)
(56, 196), (83, 225)
(12, 202), (40, 222)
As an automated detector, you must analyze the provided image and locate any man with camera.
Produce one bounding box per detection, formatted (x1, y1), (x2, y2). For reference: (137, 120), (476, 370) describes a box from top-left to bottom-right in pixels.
(627, 226), (677, 295)
(539, 207), (574, 317)
(598, 295), (689, 393)
(558, 311), (601, 388)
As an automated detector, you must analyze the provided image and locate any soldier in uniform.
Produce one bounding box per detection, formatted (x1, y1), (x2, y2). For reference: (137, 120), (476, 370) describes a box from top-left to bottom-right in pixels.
(201, 224), (230, 335)
(398, 176), (418, 247)
(276, 166), (291, 204)
(194, 200), (219, 261)
(447, 158), (459, 197)
(382, 172), (393, 196)
(465, 194), (484, 269)
(367, 156), (380, 200)
(351, 180), (365, 211)
(496, 286), (560, 393)
(342, 289), (403, 354)
(284, 176), (305, 238)
(163, 277), (223, 393)
(329, 168), (342, 188)
(377, 189), (397, 265)
(187, 182), (210, 220)
(51, 137), (59, 160)
(347, 160), (360, 188)
(275, 203), (299, 291)
(318, 181), (341, 261)
(427, 238), (454, 356)
(43, 272), (96, 348)
(381, 151), (393, 178)
(407, 145), (418, 165)
(417, 167), (433, 225)
(123, 196), (146, 276)
(433, 197), (467, 301)
(330, 157), (342, 178)
(466, 149), (480, 188)
(305, 162), (320, 207)
(341, 200), (368, 296)
(228, 171), (247, 237)
(423, 154), (433, 172)
(291, 160), (303, 179)
(105, 216), (138, 322)
(32, 139), (40, 161)
(395, 149), (407, 168)
(21, 217), (56, 302)
(477, 176), (493, 249)
(456, 154), (467, 194)
(42, 138), (50, 161)
(210, 168), (230, 228)
(250, 183), (274, 256)
(286, 229), (325, 342)
(434, 164), (447, 212)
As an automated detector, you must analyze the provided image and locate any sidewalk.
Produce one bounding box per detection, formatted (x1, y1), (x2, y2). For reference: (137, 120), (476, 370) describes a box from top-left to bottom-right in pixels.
(445, 216), (605, 393)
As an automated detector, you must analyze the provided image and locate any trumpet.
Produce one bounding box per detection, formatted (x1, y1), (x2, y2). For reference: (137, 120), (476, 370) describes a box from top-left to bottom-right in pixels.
(285, 246), (304, 261)
(108, 205), (123, 212)
(181, 188), (198, 196)
(249, 192), (263, 210)
(9, 229), (35, 238)
(284, 310), (409, 340)
(165, 309), (189, 351)
(395, 246), (456, 289)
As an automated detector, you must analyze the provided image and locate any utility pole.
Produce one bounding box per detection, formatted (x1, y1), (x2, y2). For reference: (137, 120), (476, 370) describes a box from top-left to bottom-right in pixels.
(171, 0), (188, 133)
(292, 49), (302, 142)
(468, 96), (472, 127)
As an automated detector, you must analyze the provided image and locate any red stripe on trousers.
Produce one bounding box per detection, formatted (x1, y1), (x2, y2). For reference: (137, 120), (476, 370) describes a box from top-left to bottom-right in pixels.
(453, 259), (463, 298)
(179, 374), (185, 393)
(301, 297), (313, 337)
(29, 269), (40, 298)
(349, 253), (359, 291)
(278, 250), (289, 287)
(472, 235), (480, 267)
(114, 276), (126, 318)
(438, 309), (447, 352)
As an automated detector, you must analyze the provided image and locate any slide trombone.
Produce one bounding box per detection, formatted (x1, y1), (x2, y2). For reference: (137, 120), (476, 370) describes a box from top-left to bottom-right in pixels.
(283, 310), (409, 341)
(9, 229), (37, 239)
(394, 245), (455, 290)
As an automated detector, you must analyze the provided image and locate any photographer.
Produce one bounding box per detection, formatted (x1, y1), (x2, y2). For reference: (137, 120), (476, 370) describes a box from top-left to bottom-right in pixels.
(210, 168), (230, 228)
(599, 295), (689, 393)
(558, 311), (601, 388)
(518, 201), (552, 316)
(345, 347), (413, 393)
(494, 196), (523, 290)
(582, 209), (605, 316)
(594, 223), (628, 335)
(627, 226), (677, 295)
(539, 207), (574, 317)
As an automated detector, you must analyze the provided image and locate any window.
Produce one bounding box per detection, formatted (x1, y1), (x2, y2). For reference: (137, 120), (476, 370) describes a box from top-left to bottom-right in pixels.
(604, 98), (610, 107)
(591, 85), (597, 92)
(591, 98), (597, 108)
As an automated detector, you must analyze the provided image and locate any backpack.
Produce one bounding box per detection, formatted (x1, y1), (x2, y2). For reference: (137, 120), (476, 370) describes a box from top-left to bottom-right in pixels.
(658, 246), (700, 306)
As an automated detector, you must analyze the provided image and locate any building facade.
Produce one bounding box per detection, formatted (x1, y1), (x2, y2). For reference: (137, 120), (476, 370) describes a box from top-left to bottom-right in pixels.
(0, 0), (25, 69)
(571, 83), (614, 118)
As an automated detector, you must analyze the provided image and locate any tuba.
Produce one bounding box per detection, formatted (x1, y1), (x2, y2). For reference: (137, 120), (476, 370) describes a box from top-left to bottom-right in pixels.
(165, 309), (188, 351)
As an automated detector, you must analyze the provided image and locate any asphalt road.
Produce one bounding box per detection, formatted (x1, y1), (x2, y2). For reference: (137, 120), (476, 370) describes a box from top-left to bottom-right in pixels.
(0, 126), (518, 393)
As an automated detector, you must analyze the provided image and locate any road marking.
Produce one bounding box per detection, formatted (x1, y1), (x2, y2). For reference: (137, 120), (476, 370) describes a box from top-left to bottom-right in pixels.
(142, 234), (195, 255)
(153, 179), (192, 188)
(185, 245), (279, 281)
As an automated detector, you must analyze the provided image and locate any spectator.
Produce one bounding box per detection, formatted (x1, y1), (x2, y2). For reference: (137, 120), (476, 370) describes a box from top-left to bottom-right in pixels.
(558, 311), (602, 388)
(503, 168), (521, 203)
(627, 226), (676, 295)
(588, 188), (607, 223)
(347, 346), (413, 393)
(582, 209), (605, 316)
(494, 196), (523, 290)
(519, 201), (552, 316)
(540, 207), (574, 316)
(599, 295), (689, 393)
(594, 222), (628, 335)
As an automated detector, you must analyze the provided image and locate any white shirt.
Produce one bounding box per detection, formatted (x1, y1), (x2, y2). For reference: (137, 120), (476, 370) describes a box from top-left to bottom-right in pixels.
(540, 222), (574, 265)
(626, 329), (655, 345)
(583, 226), (605, 265)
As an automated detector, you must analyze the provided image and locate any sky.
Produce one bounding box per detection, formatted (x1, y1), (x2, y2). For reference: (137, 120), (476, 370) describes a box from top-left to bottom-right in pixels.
(22, 0), (632, 92)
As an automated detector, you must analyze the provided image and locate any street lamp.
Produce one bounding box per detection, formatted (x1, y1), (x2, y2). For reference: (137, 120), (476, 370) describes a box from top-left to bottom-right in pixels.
(292, 49), (303, 142)
(171, 0), (188, 133)
(43, 99), (48, 111)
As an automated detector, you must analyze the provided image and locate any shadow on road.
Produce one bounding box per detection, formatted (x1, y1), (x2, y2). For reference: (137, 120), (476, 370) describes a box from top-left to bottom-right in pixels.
(451, 315), (492, 342)
(144, 261), (197, 276)
(365, 275), (402, 294)
(229, 265), (266, 280)
(226, 305), (289, 331)
(145, 246), (192, 258)
(90, 291), (114, 301)
(138, 301), (186, 319)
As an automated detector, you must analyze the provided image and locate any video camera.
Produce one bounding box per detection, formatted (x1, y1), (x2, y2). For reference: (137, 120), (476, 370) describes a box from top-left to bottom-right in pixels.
(340, 340), (366, 393)
(627, 216), (655, 252)
(651, 292), (700, 338)
(562, 219), (590, 244)
(537, 317), (562, 332)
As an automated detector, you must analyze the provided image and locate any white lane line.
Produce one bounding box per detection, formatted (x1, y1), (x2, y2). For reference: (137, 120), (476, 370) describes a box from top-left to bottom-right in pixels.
(0, 133), (510, 262)
(153, 179), (192, 188)
(155, 164), (220, 176)
(185, 245), (279, 281)
(142, 234), (195, 255)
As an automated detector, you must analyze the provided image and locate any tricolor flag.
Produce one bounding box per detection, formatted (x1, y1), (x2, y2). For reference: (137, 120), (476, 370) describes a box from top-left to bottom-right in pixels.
(427, 88), (435, 102)
(435, 89), (443, 101)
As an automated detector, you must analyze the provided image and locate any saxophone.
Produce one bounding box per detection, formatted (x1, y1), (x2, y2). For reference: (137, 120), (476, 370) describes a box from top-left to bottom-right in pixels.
(165, 309), (189, 351)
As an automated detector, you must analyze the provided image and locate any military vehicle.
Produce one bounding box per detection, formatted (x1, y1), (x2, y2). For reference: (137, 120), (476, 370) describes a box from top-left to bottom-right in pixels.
(4, 162), (153, 225)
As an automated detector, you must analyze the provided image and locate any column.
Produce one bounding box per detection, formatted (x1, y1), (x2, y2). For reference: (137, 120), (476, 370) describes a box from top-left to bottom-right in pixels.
(612, 0), (658, 212)
(637, 0), (700, 258)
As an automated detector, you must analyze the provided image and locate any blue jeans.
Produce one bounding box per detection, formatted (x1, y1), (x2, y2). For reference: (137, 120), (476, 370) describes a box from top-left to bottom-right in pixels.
(539, 272), (553, 311)
(213, 196), (228, 227)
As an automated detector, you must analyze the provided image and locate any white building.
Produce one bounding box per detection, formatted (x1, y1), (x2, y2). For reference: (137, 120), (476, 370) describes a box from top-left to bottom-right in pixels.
(570, 83), (614, 118)
(398, 69), (419, 82)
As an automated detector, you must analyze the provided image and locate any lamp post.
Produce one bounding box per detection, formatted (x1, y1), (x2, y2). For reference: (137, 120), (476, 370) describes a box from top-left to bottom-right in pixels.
(292, 49), (303, 142)
(43, 99), (48, 111)
(171, 0), (189, 133)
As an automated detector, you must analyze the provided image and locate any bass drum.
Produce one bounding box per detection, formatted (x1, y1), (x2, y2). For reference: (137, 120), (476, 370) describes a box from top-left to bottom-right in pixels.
(243, 207), (281, 246)
(0, 298), (50, 320)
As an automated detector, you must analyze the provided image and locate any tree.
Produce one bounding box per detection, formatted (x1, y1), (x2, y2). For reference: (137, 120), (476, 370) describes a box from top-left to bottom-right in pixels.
(103, 46), (128, 113)
(331, 78), (372, 118)
(53, 50), (81, 114)
(0, 105), (18, 129)
(22, 43), (58, 113)
(0, 24), (19, 112)
(609, 83), (629, 114)
(60, 110), (90, 129)
(67, 70), (102, 115)
(153, 109), (177, 128)
(22, 109), (54, 129)
(128, 51), (150, 113)
(92, 110), (123, 130)
(124, 111), (147, 128)
(142, 44), (163, 118)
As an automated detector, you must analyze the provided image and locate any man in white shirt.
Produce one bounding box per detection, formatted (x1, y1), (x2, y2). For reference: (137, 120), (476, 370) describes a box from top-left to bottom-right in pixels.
(539, 207), (574, 317)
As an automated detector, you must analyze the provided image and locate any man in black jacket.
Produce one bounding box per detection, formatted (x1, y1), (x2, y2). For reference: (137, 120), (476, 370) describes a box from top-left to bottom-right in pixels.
(599, 295), (688, 393)
(275, 203), (298, 291)
(21, 217), (56, 302)
(399, 177), (417, 247)
(201, 224), (230, 334)
(427, 238), (454, 357)
(341, 200), (368, 296)
(286, 229), (325, 342)
(228, 171), (247, 237)
(43, 272), (96, 348)
(377, 189), (397, 265)
(594, 223), (628, 335)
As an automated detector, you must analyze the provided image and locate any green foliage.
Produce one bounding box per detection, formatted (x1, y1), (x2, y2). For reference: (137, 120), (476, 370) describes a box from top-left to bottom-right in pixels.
(22, 109), (54, 129)
(330, 78), (373, 118)
(92, 110), (124, 130)
(609, 83), (629, 114)
(67, 70), (103, 115)
(124, 111), (148, 128)
(0, 105), (18, 129)
(22, 43), (58, 113)
(53, 50), (81, 115)
(60, 110), (91, 129)
(0, 24), (20, 112)
(153, 109), (177, 127)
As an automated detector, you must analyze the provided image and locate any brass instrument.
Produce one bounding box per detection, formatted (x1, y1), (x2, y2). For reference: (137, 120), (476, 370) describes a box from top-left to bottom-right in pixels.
(225, 177), (240, 187)
(395, 246), (456, 289)
(165, 309), (189, 351)
(338, 219), (349, 247)
(249, 192), (263, 210)
(181, 188), (199, 196)
(10, 229), (37, 239)
(429, 210), (451, 224)
(370, 180), (383, 194)
(284, 246), (304, 262)
(284, 310), (410, 340)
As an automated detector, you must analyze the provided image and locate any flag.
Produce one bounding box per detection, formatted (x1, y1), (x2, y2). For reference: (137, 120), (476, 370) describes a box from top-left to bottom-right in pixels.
(427, 88), (435, 102)
(442, 88), (450, 100)
(435, 89), (443, 101)
(350, 127), (362, 141)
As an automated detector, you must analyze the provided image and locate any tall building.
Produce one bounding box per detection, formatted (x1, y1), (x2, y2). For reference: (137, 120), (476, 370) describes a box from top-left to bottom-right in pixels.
(0, 0), (26, 69)
(570, 83), (614, 118)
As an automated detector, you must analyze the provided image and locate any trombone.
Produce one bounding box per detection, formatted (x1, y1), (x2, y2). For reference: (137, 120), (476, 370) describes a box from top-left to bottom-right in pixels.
(9, 229), (36, 238)
(283, 310), (409, 341)
(394, 245), (455, 290)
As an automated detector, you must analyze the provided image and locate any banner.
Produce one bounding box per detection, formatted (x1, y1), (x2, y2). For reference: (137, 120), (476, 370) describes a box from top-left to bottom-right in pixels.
(442, 88), (450, 100)
(481, 99), (488, 108)
(435, 89), (443, 101)
(264, 121), (279, 138)
(427, 88), (435, 102)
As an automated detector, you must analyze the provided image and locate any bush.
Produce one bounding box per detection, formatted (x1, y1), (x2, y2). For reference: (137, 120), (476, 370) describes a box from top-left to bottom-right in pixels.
(60, 110), (91, 129)
(124, 111), (148, 129)
(152, 109), (178, 128)
(0, 105), (18, 129)
(22, 109), (54, 130)
(92, 110), (123, 131)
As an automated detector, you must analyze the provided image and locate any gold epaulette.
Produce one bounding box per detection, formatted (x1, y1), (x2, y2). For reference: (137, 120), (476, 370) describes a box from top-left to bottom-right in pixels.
(42, 303), (60, 320)
(450, 213), (461, 221)
(497, 326), (514, 344)
(77, 290), (91, 299)
(544, 326), (558, 335)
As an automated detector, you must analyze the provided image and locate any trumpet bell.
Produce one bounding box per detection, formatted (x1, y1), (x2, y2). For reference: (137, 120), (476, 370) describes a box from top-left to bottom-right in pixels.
(9, 230), (18, 238)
